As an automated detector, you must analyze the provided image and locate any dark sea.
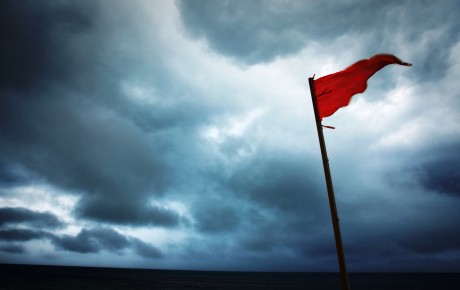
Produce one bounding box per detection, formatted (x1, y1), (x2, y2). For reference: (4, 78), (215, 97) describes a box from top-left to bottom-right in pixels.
(1, 264), (460, 290)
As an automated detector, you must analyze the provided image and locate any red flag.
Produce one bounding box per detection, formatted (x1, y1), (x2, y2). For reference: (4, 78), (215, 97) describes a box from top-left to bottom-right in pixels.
(314, 54), (411, 120)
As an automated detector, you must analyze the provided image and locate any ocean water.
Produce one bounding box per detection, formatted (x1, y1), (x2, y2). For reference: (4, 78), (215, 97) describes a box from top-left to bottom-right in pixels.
(1, 264), (460, 290)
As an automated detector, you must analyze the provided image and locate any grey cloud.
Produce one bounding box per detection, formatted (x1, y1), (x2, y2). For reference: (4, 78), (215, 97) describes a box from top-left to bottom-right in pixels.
(1, 0), (460, 272)
(0, 244), (26, 254)
(225, 152), (325, 213)
(0, 207), (64, 229)
(398, 225), (460, 255)
(333, 185), (460, 271)
(0, 229), (47, 242)
(237, 213), (335, 261)
(1, 92), (173, 226)
(131, 238), (163, 259)
(205, 141), (460, 270)
(0, 164), (31, 187)
(192, 203), (240, 234)
(341, 213), (460, 271)
(51, 228), (129, 254)
(240, 233), (276, 253)
(177, 0), (308, 64)
(184, 149), (337, 263)
(0, 221), (163, 259)
(52, 234), (99, 254)
(50, 227), (163, 259)
(83, 228), (130, 252)
(0, 0), (97, 90)
(237, 220), (292, 254)
(76, 198), (183, 227)
(0, 1), (193, 227)
(418, 144), (460, 197)
(179, 149), (336, 261)
(383, 141), (460, 198)
(177, 0), (460, 80)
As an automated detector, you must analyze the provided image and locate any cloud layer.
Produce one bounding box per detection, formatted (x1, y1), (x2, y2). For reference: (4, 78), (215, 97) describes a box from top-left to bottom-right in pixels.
(1, 0), (460, 272)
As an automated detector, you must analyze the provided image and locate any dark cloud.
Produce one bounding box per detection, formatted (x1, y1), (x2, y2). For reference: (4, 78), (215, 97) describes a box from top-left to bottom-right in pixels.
(239, 213), (335, 264)
(0, 207), (64, 229)
(52, 234), (98, 254)
(0, 222), (163, 259)
(384, 141), (460, 197)
(225, 152), (325, 214)
(51, 228), (129, 254)
(419, 146), (460, 197)
(0, 0), (189, 227)
(131, 238), (163, 259)
(177, 0), (308, 64)
(332, 187), (460, 271)
(183, 150), (338, 265)
(50, 227), (163, 259)
(0, 0), (96, 90)
(177, 0), (460, 80)
(82, 228), (130, 252)
(398, 224), (460, 255)
(76, 198), (183, 227)
(352, 213), (460, 269)
(193, 203), (240, 234)
(178, 148), (343, 259)
(1, 0), (460, 272)
(0, 94), (176, 226)
(0, 229), (47, 242)
(0, 244), (26, 254)
(0, 164), (31, 187)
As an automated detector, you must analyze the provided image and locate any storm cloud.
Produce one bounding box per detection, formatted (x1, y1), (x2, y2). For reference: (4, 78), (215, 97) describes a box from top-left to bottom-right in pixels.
(177, 0), (460, 72)
(0, 229), (48, 242)
(1, 0), (460, 272)
(0, 207), (63, 228)
(0, 0), (186, 227)
(50, 227), (162, 259)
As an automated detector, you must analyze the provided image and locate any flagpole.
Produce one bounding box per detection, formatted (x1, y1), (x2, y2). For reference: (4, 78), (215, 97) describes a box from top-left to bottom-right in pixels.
(308, 77), (351, 290)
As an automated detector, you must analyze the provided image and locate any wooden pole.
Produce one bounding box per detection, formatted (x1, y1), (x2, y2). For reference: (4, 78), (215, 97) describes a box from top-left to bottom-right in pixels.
(308, 77), (351, 290)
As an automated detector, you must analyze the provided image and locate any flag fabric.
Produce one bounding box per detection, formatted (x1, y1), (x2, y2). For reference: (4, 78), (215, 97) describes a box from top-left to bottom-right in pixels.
(314, 54), (412, 120)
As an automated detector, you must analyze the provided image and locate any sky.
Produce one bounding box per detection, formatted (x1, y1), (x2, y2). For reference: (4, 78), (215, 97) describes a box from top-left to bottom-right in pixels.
(1, 0), (460, 272)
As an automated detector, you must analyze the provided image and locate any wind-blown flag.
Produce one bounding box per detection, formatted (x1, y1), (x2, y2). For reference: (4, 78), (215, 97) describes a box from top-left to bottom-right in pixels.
(315, 54), (412, 120)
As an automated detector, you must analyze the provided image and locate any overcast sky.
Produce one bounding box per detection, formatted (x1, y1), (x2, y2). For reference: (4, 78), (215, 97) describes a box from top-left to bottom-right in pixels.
(1, 0), (460, 272)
